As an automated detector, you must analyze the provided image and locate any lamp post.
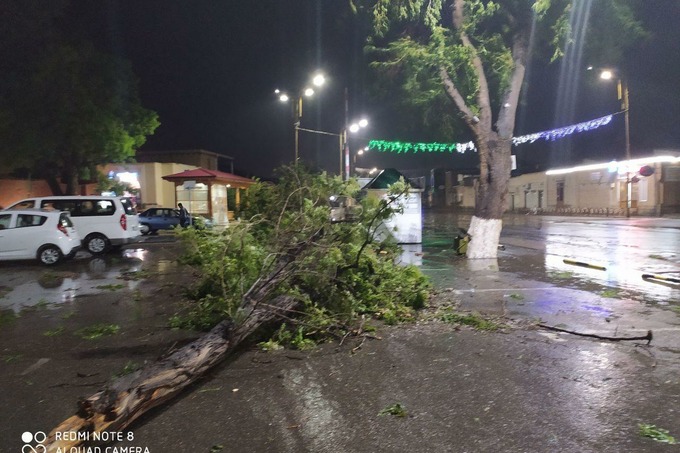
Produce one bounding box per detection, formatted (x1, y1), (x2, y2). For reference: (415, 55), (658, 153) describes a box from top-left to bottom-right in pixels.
(276, 73), (325, 164)
(341, 118), (368, 180)
(599, 69), (632, 217)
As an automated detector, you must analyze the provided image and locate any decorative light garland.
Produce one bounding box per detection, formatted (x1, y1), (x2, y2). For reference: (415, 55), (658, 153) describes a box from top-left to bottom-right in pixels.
(368, 113), (614, 154)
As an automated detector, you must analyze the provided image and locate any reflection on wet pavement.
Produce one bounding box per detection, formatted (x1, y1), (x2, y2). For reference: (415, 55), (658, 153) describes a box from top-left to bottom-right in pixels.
(0, 246), (177, 313)
(416, 212), (680, 369)
(419, 212), (680, 306)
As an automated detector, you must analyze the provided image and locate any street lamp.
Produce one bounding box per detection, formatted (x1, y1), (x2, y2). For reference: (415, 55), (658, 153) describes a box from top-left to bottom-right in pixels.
(341, 118), (369, 180)
(353, 147), (366, 165)
(591, 67), (632, 217)
(275, 72), (326, 164)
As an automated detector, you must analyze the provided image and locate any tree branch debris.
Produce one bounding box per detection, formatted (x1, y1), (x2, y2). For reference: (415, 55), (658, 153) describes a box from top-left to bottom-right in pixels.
(538, 324), (653, 345)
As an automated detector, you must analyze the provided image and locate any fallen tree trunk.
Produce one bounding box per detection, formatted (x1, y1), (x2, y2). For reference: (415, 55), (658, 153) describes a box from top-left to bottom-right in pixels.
(44, 230), (321, 452)
(44, 294), (298, 452)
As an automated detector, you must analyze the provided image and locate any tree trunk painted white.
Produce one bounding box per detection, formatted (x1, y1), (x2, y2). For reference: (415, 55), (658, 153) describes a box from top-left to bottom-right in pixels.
(466, 215), (502, 259)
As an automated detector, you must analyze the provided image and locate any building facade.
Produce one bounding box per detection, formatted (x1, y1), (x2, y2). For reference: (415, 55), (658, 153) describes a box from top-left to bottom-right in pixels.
(441, 152), (680, 216)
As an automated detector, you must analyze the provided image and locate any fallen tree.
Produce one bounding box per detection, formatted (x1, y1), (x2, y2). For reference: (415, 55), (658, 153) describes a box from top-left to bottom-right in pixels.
(44, 167), (430, 451)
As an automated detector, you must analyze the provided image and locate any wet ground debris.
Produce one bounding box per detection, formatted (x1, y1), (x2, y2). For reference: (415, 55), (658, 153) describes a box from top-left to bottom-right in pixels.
(74, 323), (120, 340)
(538, 323), (652, 345)
(562, 259), (607, 271)
(639, 423), (676, 444)
(378, 403), (408, 418)
(642, 273), (680, 284)
(440, 310), (505, 331)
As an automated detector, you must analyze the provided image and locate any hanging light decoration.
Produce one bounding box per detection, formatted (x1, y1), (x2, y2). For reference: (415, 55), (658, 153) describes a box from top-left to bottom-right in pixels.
(368, 114), (614, 154)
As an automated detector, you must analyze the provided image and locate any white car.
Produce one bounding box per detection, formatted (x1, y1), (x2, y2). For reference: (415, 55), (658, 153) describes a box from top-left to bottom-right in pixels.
(4, 196), (141, 254)
(0, 210), (81, 265)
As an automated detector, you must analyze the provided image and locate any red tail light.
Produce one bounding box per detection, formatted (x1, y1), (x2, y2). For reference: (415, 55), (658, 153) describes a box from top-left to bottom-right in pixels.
(57, 223), (69, 237)
(120, 214), (127, 231)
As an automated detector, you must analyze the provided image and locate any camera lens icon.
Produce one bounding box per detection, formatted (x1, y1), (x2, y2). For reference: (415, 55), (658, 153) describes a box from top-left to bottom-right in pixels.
(22, 430), (47, 448)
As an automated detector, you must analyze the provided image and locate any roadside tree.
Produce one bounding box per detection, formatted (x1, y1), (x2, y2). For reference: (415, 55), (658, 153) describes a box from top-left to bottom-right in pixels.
(360, 0), (643, 258)
(0, 43), (159, 194)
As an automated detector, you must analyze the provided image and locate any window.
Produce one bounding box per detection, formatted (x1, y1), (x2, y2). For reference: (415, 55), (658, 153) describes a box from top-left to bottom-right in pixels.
(638, 178), (648, 202)
(9, 200), (35, 210)
(0, 214), (11, 229)
(17, 214), (47, 227)
(556, 180), (565, 203)
(47, 200), (77, 214)
(120, 197), (136, 215)
(94, 200), (115, 215)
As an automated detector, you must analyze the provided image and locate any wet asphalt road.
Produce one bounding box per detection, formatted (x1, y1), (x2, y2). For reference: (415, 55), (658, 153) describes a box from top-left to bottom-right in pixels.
(1, 214), (679, 452)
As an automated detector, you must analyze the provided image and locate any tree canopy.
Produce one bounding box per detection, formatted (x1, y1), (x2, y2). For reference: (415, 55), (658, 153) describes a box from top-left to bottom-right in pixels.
(354, 0), (644, 258)
(0, 1), (158, 195)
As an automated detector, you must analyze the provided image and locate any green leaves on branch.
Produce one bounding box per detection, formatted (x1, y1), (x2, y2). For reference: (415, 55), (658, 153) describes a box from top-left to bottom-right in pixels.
(174, 166), (431, 347)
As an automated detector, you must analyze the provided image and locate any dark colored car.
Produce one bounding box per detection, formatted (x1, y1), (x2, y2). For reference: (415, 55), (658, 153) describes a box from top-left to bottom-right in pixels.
(138, 208), (211, 235)
(138, 208), (180, 235)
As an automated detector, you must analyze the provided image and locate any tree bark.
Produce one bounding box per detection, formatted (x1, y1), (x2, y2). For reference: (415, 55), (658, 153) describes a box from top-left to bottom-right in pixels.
(466, 137), (512, 258)
(445, 0), (529, 259)
(44, 295), (299, 453)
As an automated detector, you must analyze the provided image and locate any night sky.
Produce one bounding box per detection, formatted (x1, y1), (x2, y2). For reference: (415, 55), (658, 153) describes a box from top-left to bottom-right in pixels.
(62, 1), (680, 178)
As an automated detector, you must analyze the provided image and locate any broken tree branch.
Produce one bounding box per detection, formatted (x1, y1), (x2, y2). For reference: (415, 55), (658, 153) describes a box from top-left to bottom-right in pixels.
(538, 324), (653, 345)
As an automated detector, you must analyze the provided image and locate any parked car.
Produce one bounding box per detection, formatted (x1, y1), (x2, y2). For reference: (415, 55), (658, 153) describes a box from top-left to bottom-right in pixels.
(0, 210), (81, 265)
(138, 208), (212, 235)
(138, 208), (180, 234)
(3, 196), (141, 255)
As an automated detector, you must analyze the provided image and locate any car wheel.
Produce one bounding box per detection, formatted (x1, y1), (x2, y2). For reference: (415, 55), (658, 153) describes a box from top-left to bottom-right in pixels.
(38, 244), (63, 265)
(85, 233), (110, 255)
(140, 224), (150, 235)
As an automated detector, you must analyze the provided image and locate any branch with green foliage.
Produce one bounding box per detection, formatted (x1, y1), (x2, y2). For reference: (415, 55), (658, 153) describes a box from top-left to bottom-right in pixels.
(175, 166), (430, 341)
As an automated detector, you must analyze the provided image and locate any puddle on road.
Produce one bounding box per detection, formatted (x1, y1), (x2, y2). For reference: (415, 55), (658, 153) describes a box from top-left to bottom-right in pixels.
(0, 248), (178, 313)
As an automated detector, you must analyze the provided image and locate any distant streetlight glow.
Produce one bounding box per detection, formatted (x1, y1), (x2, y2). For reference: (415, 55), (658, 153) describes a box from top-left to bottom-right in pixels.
(343, 118), (370, 179)
(349, 119), (368, 134)
(600, 70), (614, 80)
(275, 72), (326, 164)
(312, 73), (326, 87)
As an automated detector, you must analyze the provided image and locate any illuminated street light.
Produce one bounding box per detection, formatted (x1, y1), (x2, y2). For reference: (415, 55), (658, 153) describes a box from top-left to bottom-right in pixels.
(599, 70), (614, 80)
(276, 71), (325, 164)
(352, 147), (365, 166)
(312, 73), (326, 87)
(599, 68), (631, 217)
(342, 118), (369, 180)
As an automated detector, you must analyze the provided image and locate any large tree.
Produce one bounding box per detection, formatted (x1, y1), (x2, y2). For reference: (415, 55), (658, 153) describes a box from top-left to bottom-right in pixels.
(0, 42), (159, 194)
(359, 0), (642, 258)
